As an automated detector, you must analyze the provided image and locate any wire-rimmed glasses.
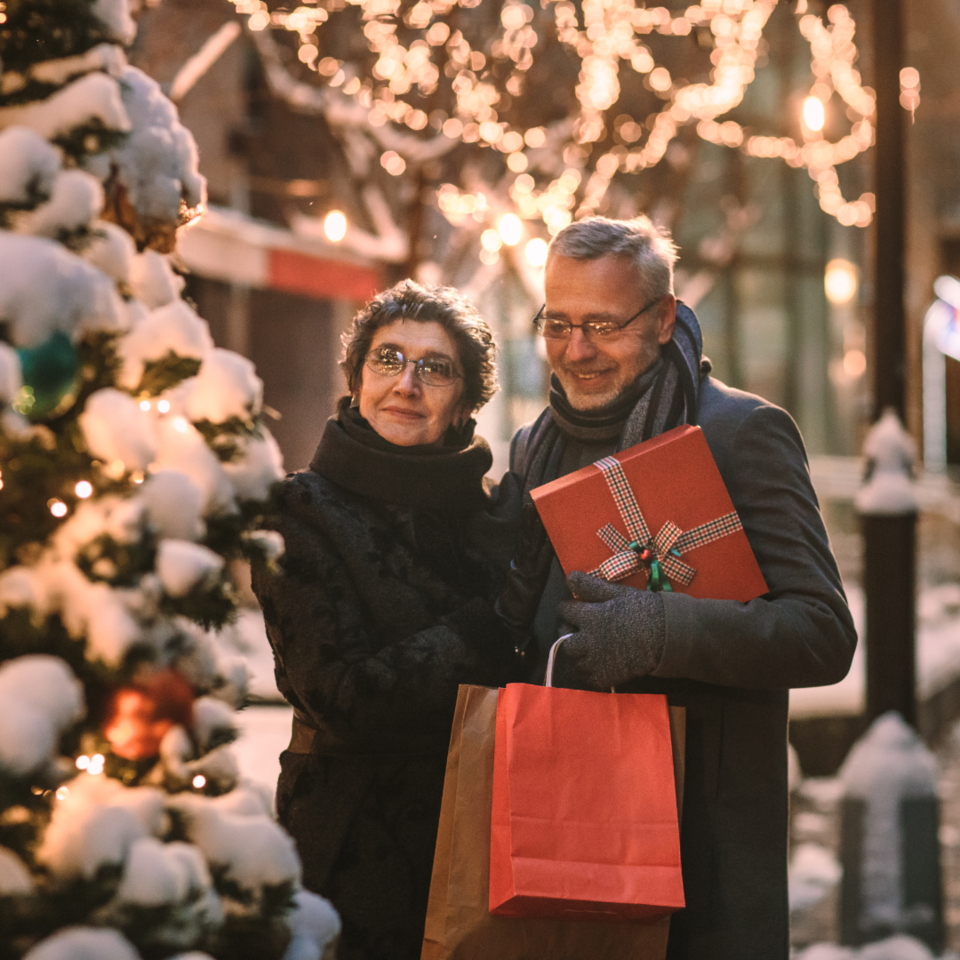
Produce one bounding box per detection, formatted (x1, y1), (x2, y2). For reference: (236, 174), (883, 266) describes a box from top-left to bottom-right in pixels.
(533, 295), (662, 340)
(364, 346), (462, 387)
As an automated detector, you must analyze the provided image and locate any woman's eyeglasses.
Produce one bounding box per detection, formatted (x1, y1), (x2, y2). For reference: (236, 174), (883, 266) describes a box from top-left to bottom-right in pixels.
(533, 295), (662, 341)
(364, 347), (462, 387)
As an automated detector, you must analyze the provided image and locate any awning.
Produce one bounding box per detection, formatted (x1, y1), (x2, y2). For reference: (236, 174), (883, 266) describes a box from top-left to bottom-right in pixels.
(177, 205), (382, 302)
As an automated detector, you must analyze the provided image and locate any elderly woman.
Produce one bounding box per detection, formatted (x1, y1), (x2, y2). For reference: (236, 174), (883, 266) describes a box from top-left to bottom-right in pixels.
(253, 280), (520, 960)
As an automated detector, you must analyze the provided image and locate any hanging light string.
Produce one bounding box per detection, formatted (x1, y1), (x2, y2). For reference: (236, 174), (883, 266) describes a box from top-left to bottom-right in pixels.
(226, 0), (915, 237)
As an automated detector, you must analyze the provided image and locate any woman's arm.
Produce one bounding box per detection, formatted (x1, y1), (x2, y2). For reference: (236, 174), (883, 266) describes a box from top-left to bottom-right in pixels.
(253, 480), (514, 745)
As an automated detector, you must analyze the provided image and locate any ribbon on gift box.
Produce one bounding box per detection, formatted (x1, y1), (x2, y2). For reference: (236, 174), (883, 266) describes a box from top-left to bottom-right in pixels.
(587, 456), (745, 592)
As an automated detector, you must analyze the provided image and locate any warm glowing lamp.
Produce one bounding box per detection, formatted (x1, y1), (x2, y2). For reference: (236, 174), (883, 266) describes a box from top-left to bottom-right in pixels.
(824, 259), (858, 305)
(323, 210), (347, 242)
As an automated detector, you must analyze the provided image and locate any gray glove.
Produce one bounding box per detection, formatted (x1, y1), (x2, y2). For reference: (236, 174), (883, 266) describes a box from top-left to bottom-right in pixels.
(556, 571), (666, 689)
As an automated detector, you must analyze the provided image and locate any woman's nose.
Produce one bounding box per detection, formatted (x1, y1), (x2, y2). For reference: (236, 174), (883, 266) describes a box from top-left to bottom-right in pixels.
(393, 361), (422, 394)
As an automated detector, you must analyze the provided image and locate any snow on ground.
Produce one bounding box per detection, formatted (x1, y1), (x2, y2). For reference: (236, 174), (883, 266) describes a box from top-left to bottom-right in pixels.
(790, 584), (960, 719)
(232, 704), (291, 802)
(794, 936), (959, 959)
(233, 608), (281, 702)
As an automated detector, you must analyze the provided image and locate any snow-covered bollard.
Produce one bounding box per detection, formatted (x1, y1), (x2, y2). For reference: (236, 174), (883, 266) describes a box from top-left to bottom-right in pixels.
(855, 409), (920, 725)
(837, 712), (943, 951)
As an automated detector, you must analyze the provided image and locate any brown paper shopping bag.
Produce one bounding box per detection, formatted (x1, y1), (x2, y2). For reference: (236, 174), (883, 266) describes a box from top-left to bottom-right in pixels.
(421, 685), (685, 960)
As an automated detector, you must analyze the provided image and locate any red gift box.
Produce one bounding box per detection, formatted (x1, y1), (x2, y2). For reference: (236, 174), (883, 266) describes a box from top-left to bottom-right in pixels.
(530, 424), (767, 601)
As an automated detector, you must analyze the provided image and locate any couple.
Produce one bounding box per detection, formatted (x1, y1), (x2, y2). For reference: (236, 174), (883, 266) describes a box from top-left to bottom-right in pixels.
(253, 216), (857, 960)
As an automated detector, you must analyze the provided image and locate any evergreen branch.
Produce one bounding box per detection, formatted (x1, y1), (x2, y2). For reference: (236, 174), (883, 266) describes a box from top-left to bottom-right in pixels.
(136, 352), (202, 397)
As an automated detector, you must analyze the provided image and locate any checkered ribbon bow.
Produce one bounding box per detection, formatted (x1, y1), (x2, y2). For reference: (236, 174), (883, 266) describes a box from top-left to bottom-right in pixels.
(587, 456), (744, 592)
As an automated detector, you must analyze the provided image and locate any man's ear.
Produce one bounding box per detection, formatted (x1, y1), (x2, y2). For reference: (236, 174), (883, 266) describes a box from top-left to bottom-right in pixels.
(656, 294), (677, 345)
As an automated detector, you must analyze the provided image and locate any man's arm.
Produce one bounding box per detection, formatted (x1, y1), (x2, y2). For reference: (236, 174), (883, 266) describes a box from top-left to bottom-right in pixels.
(655, 402), (856, 689)
(560, 402), (856, 691)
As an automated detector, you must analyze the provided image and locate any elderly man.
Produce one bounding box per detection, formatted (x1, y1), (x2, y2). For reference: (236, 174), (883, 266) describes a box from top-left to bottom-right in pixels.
(506, 216), (856, 959)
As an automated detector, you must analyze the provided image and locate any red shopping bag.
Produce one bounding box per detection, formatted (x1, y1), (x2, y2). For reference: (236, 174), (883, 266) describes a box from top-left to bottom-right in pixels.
(489, 654), (684, 922)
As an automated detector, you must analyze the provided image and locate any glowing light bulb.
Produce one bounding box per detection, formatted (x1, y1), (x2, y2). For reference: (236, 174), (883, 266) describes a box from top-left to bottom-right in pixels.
(156, 399), (171, 414)
(173, 417), (190, 434)
(75, 755), (90, 770)
(824, 259), (858, 305)
(49, 500), (68, 518)
(324, 210), (347, 242)
(802, 96), (825, 132)
(843, 349), (866, 378)
(525, 238), (548, 267)
(75, 480), (93, 499)
(481, 229), (502, 252)
(192, 774), (207, 789)
(56, 786), (70, 800)
(498, 214), (522, 247)
(139, 399), (151, 412)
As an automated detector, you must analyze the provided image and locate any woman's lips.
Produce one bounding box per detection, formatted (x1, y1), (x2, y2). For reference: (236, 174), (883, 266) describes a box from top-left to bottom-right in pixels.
(381, 406), (425, 419)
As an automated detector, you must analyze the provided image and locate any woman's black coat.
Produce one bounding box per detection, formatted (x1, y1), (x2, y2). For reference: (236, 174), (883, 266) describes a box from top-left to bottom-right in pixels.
(252, 410), (518, 960)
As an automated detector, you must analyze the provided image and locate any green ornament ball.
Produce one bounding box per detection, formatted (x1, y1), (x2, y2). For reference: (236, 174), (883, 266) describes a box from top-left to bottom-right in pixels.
(15, 332), (81, 420)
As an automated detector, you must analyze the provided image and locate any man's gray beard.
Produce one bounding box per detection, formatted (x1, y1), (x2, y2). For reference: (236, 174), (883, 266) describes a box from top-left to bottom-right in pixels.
(558, 368), (634, 412)
(564, 384), (624, 411)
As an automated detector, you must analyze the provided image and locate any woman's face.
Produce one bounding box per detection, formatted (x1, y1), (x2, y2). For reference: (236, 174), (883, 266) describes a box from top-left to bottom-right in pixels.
(358, 319), (468, 446)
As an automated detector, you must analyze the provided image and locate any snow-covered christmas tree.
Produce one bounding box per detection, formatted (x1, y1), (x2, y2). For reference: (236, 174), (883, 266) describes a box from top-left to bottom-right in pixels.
(0, 2), (338, 957)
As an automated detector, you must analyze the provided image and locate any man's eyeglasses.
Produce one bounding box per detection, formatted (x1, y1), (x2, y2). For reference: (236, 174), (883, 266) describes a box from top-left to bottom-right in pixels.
(364, 346), (462, 387)
(533, 295), (662, 341)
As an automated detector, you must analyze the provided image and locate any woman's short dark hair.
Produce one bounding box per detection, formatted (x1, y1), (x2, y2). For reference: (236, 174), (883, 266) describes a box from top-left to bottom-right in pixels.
(340, 279), (498, 413)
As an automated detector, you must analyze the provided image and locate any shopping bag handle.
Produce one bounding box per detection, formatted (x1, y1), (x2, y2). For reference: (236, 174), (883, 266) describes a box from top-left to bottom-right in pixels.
(544, 634), (572, 688)
(545, 634), (615, 693)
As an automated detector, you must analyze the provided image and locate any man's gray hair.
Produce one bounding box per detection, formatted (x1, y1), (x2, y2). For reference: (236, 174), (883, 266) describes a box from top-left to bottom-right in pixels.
(548, 216), (678, 299)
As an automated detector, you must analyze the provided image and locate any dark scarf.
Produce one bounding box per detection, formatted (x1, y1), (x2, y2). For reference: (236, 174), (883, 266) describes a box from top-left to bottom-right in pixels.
(309, 397), (493, 512)
(522, 301), (707, 492)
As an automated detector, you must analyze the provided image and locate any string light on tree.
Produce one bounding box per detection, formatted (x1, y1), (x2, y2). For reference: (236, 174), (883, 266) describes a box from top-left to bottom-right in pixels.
(498, 214), (522, 246)
(802, 95), (825, 133)
(525, 237), (548, 268)
(900, 67), (920, 120)
(226, 0), (918, 270)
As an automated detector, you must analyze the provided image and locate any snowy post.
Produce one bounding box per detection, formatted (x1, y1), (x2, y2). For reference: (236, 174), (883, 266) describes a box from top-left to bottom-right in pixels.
(855, 409), (920, 726)
(837, 712), (944, 951)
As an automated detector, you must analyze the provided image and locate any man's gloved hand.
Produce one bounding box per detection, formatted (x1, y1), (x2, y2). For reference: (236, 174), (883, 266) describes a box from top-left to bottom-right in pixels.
(495, 500), (554, 628)
(557, 571), (666, 689)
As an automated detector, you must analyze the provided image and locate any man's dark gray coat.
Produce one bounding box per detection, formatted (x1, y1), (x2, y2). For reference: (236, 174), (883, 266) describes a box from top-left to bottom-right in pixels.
(512, 373), (857, 959)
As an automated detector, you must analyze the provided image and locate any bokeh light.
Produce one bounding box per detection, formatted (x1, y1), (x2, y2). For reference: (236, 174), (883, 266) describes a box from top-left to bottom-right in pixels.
(825, 259), (859, 305)
(323, 210), (347, 242)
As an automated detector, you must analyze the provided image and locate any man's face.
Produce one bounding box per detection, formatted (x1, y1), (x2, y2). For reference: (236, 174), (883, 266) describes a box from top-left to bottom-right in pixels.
(543, 253), (676, 411)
